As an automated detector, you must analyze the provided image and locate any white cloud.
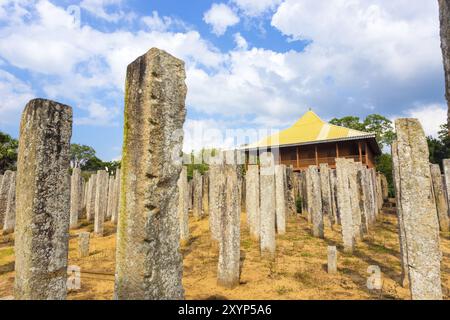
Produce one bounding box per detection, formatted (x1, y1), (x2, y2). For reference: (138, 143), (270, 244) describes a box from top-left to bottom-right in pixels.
(141, 10), (188, 32)
(80, 0), (130, 23)
(234, 32), (248, 50)
(203, 3), (240, 36)
(392, 104), (447, 138)
(231, 0), (282, 16)
(75, 102), (120, 126)
(0, 70), (35, 125)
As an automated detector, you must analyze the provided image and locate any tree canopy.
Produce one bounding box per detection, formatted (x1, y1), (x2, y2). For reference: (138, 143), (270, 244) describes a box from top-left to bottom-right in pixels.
(0, 131), (18, 174)
(329, 114), (395, 150)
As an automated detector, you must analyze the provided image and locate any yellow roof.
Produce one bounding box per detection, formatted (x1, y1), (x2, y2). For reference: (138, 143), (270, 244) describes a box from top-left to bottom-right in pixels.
(244, 110), (375, 149)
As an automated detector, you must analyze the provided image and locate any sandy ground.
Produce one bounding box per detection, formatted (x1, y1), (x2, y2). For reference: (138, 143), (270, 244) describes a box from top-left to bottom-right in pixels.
(0, 211), (449, 300)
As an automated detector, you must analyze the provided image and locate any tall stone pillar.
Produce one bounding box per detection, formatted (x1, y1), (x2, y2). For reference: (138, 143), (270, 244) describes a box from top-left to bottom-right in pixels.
(392, 118), (442, 300)
(86, 173), (97, 222)
(94, 170), (108, 236)
(327, 246), (337, 274)
(78, 232), (90, 258)
(209, 154), (224, 242)
(330, 169), (339, 224)
(111, 168), (121, 224)
(319, 164), (334, 226)
(70, 167), (82, 229)
(380, 174), (389, 202)
(0, 170), (14, 228)
(335, 158), (355, 253)
(356, 163), (370, 234)
(245, 165), (260, 240)
(438, 0), (450, 128)
(178, 166), (189, 243)
(114, 48), (186, 300)
(307, 166), (323, 238)
(14, 98), (72, 300)
(274, 164), (287, 235)
(259, 152), (276, 259)
(106, 174), (115, 220)
(443, 159), (450, 214)
(2, 171), (16, 234)
(430, 164), (449, 232)
(202, 171), (209, 216)
(217, 164), (240, 288)
(392, 141), (409, 288)
(285, 166), (296, 215)
(348, 161), (363, 240)
(192, 170), (203, 220)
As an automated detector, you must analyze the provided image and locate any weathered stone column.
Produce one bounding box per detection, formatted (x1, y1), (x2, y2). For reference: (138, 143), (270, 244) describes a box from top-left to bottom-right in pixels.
(111, 169), (121, 224)
(70, 167), (82, 229)
(3, 172), (16, 234)
(0, 170), (14, 228)
(348, 161), (363, 240)
(259, 152), (276, 259)
(202, 171), (209, 216)
(319, 163), (334, 226)
(94, 170), (108, 236)
(392, 118), (442, 300)
(356, 163), (370, 234)
(430, 164), (449, 232)
(376, 173), (383, 213)
(335, 158), (355, 253)
(114, 48), (186, 300)
(14, 98), (72, 300)
(327, 246), (337, 274)
(106, 174), (115, 220)
(78, 232), (90, 258)
(86, 173), (97, 222)
(178, 166), (189, 243)
(192, 170), (203, 220)
(307, 166), (324, 238)
(285, 166), (296, 215)
(330, 169), (339, 225)
(438, 0), (450, 128)
(188, 179), (193, 210)
(245, 164), (260, 240)
(217, 164), (240, 288)
(209, 153), (224, 242)
(380, 174), (389, 202)
(392, 141), (409, 288)
(274, 164), (287, 235)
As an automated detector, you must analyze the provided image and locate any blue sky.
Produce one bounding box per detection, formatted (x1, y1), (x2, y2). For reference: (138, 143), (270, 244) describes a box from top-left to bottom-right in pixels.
(0, 0), (446, 161)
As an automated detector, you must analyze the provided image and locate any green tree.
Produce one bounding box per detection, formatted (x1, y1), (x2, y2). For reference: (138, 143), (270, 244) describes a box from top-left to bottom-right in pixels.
(375, 153), (394, 197)
(427, 124), (450, 170)
(330, 114), (395, 150)
(0, 131), (18, 174)
(70, 144), (96, 168)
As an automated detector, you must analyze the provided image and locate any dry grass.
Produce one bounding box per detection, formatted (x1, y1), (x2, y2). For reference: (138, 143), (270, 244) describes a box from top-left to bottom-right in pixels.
(0, 211), (449, 300)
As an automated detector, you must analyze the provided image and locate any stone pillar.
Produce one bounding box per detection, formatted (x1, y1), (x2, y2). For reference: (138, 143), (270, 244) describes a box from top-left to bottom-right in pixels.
(112, 168), (121, 224)
(78, 232), (90, 258)
(274, 164), (287, 235)
(392, 118), (442, 300)
(209, 154), (224, 242)
(202, 171), (209, 216)
(327, 246), (337, 274)
(178, 166), (189, 243)
(438, 0), (450, 128)
(307, 166), (324, 238)
(380, 174), (389, 202)
(3, 172), (16, 234)
(0, 170), (14, 228)
(70, 167), (82, 229)
(300, 171), (308, 214)
(80, 178), (86, 218)
(14, 98), (72, 300)
(376, 173), (383, 213)
(430, 164), (449, 232)
(319, 164), (334, 226)
(217, 164), (240, 288)
(192, 170), (203, 220)
(259, 152), (276, 259)
(330, 169), (339, 225)
(94, 170), (108, 236)
(335, 158), (355, 253)
(86, 173), (97, 222)
(356, 163), (370, 234)
(245, 165), (260, 240)
(348, 161), (363, 240)
(366, 168), (377, 226)
(443, 159), (450, 214)
(106, 174), (115, 220)
(188, 179), (193, 210)
(392, 141), (409, 288)
(285, 166), (296, 215)
(114, 48), (186, 300)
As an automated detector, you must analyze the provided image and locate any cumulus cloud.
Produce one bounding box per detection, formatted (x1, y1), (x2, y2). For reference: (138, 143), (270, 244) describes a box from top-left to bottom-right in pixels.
(392, 104), (447, 138)
(231, 0), (282, 16)
(79, 0), (131, 23)
(203, 3), (240, 36)
(234, 32), (248, 50)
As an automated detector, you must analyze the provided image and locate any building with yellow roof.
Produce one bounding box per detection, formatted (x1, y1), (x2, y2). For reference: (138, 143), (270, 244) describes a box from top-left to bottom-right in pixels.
(242, 110), (381, 170)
